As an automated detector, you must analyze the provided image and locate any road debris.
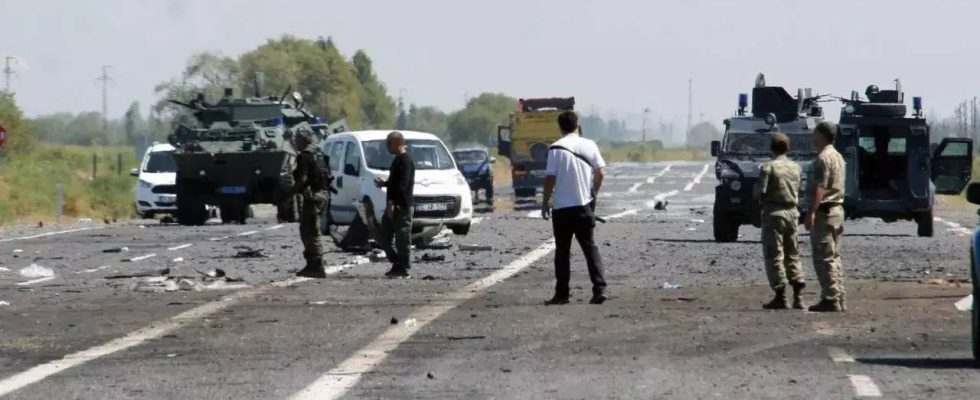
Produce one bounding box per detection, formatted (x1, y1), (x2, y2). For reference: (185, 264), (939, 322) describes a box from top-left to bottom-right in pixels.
(390, 317), (399, 325)
(308, 301), (330, 306)
(0, 301), (9, 306)
(420, 253), (446, 262)
(690, 219), (705, 224)
(171, 257), (184, 263)
(448, 335), (486, 341)
(102, 247), (130, 253)
(233, 248), (266, 258)
(369, 249), (386, 262)
(20, 263), (54, 278)
(426, 372), (435, 380)
(661, 297), (698, 302)
(12, 249), (23, 254)
(459, 244), (493, 252)
(421, 275), (437, 281)
(105, 268), (170, 280)
(654, 200), (669, 211)
(0, 267), (10, 272)
(404, 318), (418, 327)
(661, 282), (682, 289)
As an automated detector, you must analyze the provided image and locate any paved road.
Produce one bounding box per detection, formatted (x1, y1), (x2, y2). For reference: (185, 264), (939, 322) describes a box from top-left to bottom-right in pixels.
(0, 161), (977, 399)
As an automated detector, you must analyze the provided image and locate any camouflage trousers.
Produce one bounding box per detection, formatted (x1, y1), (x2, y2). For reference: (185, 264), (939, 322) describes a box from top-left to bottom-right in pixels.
(811, 205), (845, 302)
(299, 191), (327, 267)
(761, 208), (803, 290)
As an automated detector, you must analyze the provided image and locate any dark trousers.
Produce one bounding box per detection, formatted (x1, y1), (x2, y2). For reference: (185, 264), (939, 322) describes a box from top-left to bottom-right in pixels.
(552, 205), (607, 297)
(381, 208), (413, 271)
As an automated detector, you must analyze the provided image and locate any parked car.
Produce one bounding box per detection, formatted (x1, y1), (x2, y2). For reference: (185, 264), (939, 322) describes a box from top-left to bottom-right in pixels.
(131, 143), (177, 219)
(320, 130), (473, 235)
(452, 147), (495, 205)
(963, 183), (980, 360)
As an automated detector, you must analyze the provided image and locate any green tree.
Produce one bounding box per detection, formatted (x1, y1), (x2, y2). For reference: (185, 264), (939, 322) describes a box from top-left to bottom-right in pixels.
(153, 52), (241, 122)
(447, 93), (516, 145)
(405, 105), (449, 136)
(124, 101), (145, 145)
(0, 95), (34, 152)
(352, 50), (396, 128)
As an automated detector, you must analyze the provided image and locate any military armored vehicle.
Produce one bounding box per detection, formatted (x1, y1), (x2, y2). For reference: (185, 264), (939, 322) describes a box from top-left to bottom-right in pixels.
(497, 97), (575, 198)
(710, 75), (824, 242)
(167, 88), (346, 226)
(835, 81), (973, 236)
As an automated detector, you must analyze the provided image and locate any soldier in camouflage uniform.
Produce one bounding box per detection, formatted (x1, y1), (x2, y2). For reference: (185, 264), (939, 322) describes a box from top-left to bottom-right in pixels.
(292, 129), (331, 279)
(753, 133), (805, 310)
(805, 121), (846, 312)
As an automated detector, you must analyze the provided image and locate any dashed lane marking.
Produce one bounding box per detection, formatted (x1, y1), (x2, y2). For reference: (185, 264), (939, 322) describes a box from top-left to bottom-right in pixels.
(934, 216), (972, 236)
(848, 375), (882, 397)
(627, 182), (643, 193)
(265, 224), (285, 231)
(237, 230), (259, 237)
(0, 227), (102, 243)
(15, 276), (55, 286)
(0, 259), (367, 397)
(77, 266), (110, 274)
(683, 163), (712, 191)
(289, 209), (640, 400)
(955, 294), (973, 312)
(646, 164), (672, 184)
(167, 244), (193, 251)
(127, 253), (157, 262)
(827, 347), (855, 363)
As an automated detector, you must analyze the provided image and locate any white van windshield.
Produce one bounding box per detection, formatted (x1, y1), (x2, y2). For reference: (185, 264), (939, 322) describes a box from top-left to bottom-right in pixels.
(363, 139), (455, 170)
(144, 151), (177, 173)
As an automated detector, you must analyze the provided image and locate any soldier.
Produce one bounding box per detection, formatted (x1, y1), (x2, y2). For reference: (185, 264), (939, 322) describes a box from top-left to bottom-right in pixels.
(292, 129), (331, 279)
(753, 133), (805, 310)
(804, 121), (846, 312)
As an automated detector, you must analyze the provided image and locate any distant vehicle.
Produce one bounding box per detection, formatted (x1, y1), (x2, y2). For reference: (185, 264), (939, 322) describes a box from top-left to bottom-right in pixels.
(836, 81), (973, 236)
(963, 183), (980, 360)
(131, 142), (177, 219)
(497, 97), (575, 198)
(452, 147), (495, 205)
(710, 74), (824, 242)
(167, 87), (346, 226)
(321, 130), (473, 236)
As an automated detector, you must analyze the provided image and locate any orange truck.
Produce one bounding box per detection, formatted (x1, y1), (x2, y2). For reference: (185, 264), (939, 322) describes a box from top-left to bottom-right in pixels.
(497, 97), (575, 198)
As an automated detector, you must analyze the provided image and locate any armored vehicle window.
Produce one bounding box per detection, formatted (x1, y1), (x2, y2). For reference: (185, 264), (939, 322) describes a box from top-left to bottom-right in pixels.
(938, 141), (970, 157)
(453, 150), (488, 163)
(363, 139), (454, 171)
(859, 137), (907, 155)
(344, 142), (360, 175)
(144, 151), (176, 173)
(328, 142), (344, 171)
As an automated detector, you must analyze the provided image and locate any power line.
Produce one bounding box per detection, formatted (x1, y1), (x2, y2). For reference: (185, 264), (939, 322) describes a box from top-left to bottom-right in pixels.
(96, 65), (113, 132)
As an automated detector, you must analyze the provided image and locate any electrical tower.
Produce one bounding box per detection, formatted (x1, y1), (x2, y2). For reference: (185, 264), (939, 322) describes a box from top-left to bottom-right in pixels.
(686, 79), (693, 146)
(3, 57), (16, 95)
(97, 65), (113, 132)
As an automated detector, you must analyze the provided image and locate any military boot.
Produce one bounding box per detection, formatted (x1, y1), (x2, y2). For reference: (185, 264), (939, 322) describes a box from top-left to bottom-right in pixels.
(296, 258), (327, 279)
(808, 299), (842, 313)
(791, 282), (806, 310)
(762, 288), (788, 310)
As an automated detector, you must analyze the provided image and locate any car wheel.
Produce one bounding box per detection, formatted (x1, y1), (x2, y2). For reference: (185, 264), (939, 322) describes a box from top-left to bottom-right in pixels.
(451, 223), (471, 236)
(713, 204), (739, 242)
(916, 211), (934, 237)
(485, 184), (494, 205)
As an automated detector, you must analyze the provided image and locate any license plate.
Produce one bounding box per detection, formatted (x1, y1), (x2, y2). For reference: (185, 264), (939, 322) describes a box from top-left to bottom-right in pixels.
(158, 195), (175, 203)
(218, 186), (246, 194)
(415, 202), (450, 212)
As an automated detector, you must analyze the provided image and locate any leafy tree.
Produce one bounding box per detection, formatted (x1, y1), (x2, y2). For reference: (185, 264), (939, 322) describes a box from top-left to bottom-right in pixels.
(405, 105), (449, 136)
(688, 121), (722, 148)
(123, 101), (145, 145)
(352, 50), (396, 128)
(153, 52), (240, 122)
(447, 93), (516, 145)
(0, 95), (34, 152)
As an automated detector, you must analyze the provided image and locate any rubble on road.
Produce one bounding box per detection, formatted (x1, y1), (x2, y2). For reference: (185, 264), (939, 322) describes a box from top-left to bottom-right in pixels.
(459, 244), (493, 252)
(102, 247), (130, 253)
(662, 282), (682, 289)
(369, 249), (386, 262)
(19, 264), (54, 279)
(654, 200), (669, 211)
(0, 301), (9, 306)
(419, 253), (446, 262)
(105, 268), (170, 280)
(0, 267), (10, 272)
(233, 248), (266, 258)
(448, 335), (486, 341)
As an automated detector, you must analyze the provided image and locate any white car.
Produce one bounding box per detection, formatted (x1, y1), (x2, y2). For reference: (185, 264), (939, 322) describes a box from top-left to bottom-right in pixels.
(130, 143), (177, 219)
(321, 130), (473, 235)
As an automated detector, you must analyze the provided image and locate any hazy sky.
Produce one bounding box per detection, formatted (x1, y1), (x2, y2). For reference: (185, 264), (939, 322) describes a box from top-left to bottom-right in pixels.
(3, 0), (979, 142)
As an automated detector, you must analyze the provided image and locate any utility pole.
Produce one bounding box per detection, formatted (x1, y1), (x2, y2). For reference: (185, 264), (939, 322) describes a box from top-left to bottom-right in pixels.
(3, 56), (15, 95)
(686, 79), (693, 146)
(97, 65), (113, 133)
(641, 108), (650, 143)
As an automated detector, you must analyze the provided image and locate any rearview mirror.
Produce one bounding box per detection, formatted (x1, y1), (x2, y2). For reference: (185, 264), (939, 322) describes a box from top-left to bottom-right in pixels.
(710, 141), (721, 157)
(967, 182), (980, 205)
(129, 168), (139, 177)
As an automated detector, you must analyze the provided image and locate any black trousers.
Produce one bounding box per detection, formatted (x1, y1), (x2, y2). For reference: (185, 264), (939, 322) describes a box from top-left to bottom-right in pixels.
(552, 205), (607, 297)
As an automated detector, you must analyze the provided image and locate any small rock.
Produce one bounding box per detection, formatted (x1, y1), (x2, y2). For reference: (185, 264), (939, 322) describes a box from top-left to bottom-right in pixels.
(390, 317), (399, 325)
(426, 372), (435, 379)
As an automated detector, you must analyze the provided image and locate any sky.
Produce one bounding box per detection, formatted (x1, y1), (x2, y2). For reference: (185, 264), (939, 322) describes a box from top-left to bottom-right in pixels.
(2, 0), (979, 144)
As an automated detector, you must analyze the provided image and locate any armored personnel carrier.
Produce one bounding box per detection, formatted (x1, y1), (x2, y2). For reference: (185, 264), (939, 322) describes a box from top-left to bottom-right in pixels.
(710, 74), (824, 242)
(836, 81), (973, 236)
(168, 88), (346, 226)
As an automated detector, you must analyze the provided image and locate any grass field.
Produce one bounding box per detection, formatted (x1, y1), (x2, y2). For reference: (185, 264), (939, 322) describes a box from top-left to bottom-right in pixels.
(0, 144), (139, 224)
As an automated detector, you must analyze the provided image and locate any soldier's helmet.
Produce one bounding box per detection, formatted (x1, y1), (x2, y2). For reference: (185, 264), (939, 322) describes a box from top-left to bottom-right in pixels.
(865, 85), (880, 99)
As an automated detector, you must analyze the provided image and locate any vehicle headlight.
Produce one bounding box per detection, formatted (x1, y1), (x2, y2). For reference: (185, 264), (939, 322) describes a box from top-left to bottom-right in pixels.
(716, 162), (740, 180)
(456, 174), (467, 186)
(138, 180), (153, 189)
(730, 180), (742, 191)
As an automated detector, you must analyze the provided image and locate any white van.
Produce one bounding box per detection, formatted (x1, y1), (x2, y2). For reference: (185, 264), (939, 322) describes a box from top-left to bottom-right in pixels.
(321, 130), (473, 235)
(130, 143), (177, 219)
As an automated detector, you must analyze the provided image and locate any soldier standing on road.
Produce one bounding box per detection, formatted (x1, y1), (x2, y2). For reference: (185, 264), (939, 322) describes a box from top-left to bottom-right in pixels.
(293, 129), (331, 279)
(375, 131), (415, 279)
(805, 121), (847, 312)
(541, 111), (608, 305)
(753, 133), (805, 310)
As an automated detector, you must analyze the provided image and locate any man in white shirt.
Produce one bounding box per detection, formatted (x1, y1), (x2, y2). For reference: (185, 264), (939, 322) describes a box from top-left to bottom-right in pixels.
(541, 111), (608, 305)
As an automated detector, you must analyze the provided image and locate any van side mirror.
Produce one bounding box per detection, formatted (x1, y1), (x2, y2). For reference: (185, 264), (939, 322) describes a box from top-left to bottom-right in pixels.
(129, 168), (140, 177)
(343, 163), (359, 176)
(967, 182), (980, 205)
(710, 141), (721, 157)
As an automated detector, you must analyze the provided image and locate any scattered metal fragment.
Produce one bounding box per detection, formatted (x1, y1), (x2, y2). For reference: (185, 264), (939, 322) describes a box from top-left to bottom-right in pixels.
(390, 317), (399, 325)
(459, 244), (493, 252)
(19, 264), (54, 279)
(234, 248), (266, 258)
(654, 200), (669, 211)
(661, 282), (682, 289)
(0, 301), (9, 306)
(420, 254), (446, 262)
(105, 268), (170, 280)
(102, 247), (130, 253)
(448, 335), (486, 341)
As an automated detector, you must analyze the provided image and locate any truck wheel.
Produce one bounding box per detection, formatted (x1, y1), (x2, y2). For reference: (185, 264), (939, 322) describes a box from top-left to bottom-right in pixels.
(277, 194), (299, 223)
(915, 211), (934, 237)
(713, 205), (739, 242)
(220, 196), (249, 225)
(451, 223), (471, 236)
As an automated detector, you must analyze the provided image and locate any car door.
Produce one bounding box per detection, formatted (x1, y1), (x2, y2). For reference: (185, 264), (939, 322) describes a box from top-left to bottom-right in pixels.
(932, 137), (974, 195)
(333, 140), (363, 224)
(325, 140), (347, 223)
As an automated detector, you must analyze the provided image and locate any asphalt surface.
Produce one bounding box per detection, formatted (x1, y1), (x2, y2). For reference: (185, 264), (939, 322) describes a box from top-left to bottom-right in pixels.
(0, 160), (978, 399)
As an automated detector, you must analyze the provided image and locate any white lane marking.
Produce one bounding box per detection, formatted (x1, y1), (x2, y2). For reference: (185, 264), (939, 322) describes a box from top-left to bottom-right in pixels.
(471, 217), (484, 225)
(605, 209), (639, 219)
(290, 209), (639, 400)
(955, 294), (973, 312)
(627, 182), (643, 193)
(265, 224), (285, 231)
(684, 163), (712, 191)
(15, 277), (56, 286)
(0, 261), (365, 396)
(646, 164), (673, 184)
(0, 227), (101, 243)
(827, 347), (855, 363)
(208, 236), (230, 241)
(77, 266), (110, 274)
(848, 375), (882, 397)
(167, 244), (193, 251)
(934, 216), (972, 236)
(237, 230), (259, 237)
(128, 253), (157, 262)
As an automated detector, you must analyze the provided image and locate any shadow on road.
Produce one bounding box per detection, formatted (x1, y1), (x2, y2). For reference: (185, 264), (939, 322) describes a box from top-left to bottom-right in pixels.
(647, 238), (762, 245)
(844, 233), (913, 238)
(857, 357), (978, 370)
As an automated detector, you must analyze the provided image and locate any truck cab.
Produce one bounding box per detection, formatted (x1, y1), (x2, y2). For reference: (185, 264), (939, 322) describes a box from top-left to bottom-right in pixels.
(497, 97), (575, 198)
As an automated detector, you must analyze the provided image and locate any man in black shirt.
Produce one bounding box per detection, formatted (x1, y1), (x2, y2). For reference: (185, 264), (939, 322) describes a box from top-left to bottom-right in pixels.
(375, 131), (415, 278)
(292, 129), (331, 278)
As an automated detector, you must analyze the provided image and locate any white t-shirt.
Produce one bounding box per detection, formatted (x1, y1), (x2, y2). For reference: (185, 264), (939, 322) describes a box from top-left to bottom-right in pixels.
(545, 133), (607, 210)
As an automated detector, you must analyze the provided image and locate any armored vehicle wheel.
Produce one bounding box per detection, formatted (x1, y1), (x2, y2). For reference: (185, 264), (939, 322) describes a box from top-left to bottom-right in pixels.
(277, 194), (299, 223)
(515, 188), (536, 198)
(176, 189), (207, 226)
(712, 204), (739, 242)
(219, 196), (249, 225)
(854, 103), (907, 118)
(915, 211), (934, 237)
